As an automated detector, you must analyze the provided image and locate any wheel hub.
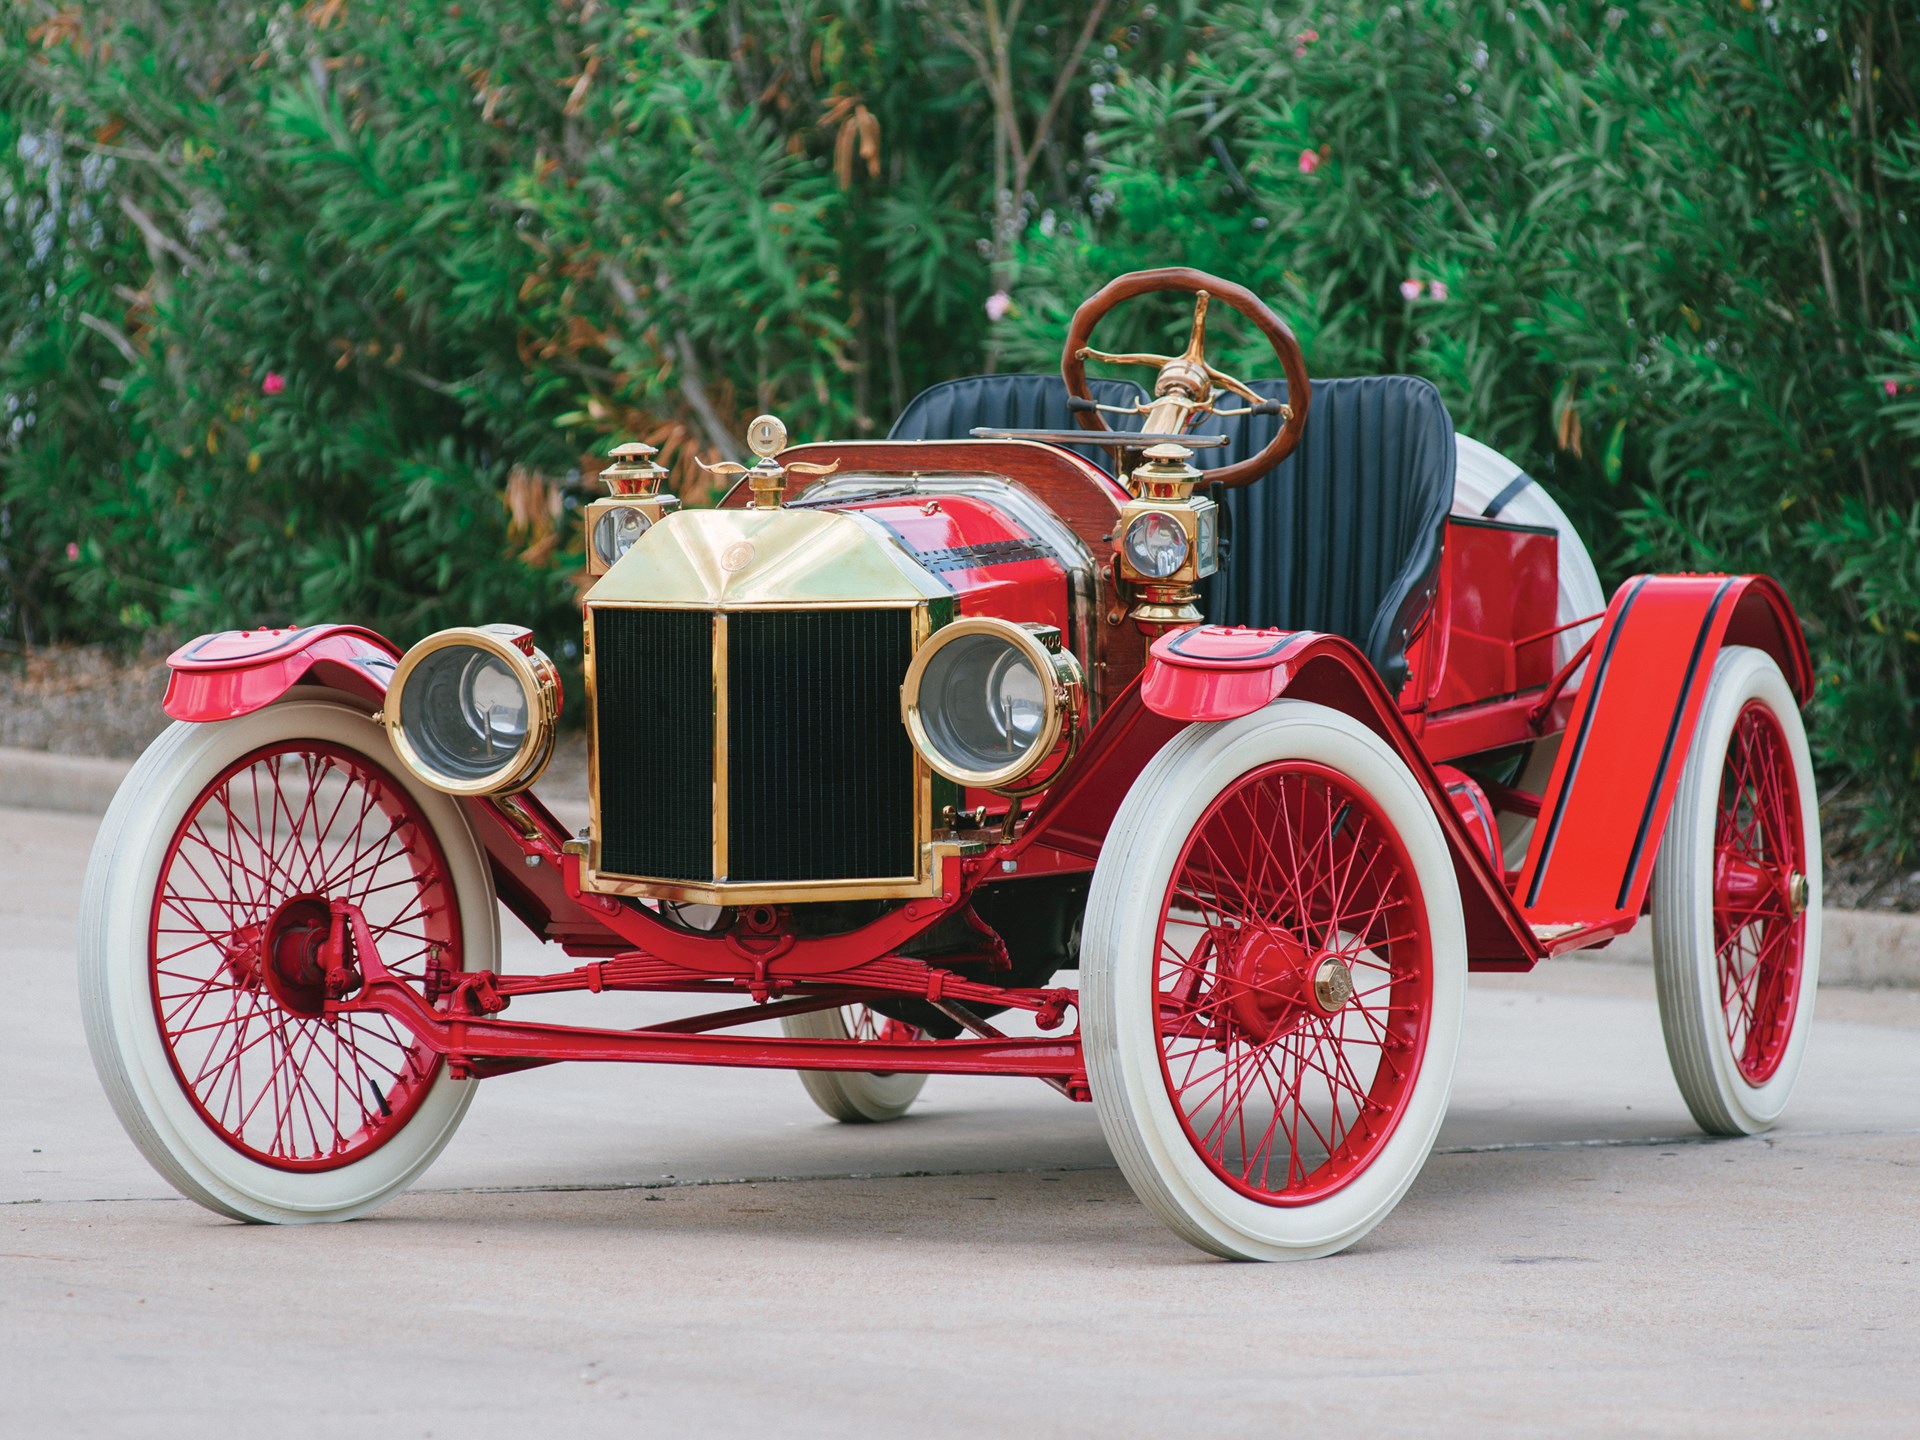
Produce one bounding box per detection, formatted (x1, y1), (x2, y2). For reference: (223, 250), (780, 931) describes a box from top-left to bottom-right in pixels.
(1715, 852), (1809, 920)
(1224, 925), (1352, 1041)
(261, 896), (338, 1018)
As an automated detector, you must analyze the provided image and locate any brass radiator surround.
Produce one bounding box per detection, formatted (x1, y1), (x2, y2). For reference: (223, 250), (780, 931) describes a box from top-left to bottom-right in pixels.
(577, 506), (958, 906)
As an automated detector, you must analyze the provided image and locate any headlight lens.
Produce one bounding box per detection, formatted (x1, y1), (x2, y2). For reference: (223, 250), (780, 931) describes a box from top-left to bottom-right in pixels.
(902, 619), (1082, 789)
(1123, 510), (1190, 580)
(385, 627), (559, 795)
(591, 505), (651, 567)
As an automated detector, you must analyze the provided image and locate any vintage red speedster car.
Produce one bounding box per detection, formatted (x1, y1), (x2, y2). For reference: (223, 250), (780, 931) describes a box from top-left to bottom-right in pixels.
(81, 268), (1821, 1259)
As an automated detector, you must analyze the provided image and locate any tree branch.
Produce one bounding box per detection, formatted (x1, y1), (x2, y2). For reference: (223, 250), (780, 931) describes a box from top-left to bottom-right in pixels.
(602, 261), (742, 461)
(1018, 0), (1110, 183)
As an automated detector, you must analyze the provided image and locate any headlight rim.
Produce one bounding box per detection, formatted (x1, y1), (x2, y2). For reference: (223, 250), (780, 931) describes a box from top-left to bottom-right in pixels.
(900, 616), (1080, 790)
(383, 625), (560, 797)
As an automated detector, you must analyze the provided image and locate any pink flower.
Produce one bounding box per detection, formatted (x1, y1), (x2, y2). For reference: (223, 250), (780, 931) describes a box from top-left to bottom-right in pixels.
(65, 542), (79, 561)
(1297, 149), (1321, 174)
(261, 371), (286, 396)
(1428, 280), (1449, 301)
(1399, 279), (1424, 301)
(1294, 27), (1319, 56)
(1886, 380), (1900, 397)
(984, 291), (1012, 322)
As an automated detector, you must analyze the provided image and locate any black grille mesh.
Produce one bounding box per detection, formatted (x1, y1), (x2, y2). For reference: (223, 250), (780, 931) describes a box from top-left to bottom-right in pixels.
(592, 606), (916, 884)
(593, 608), (713, 880)
(727, 609), (917, 881)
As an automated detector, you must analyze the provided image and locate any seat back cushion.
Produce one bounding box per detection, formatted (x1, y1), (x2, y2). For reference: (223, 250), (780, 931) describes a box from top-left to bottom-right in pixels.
(1203, 376), (1454, 689)
(890, 371), (1454, 688)
(888, 373), (1146, 469)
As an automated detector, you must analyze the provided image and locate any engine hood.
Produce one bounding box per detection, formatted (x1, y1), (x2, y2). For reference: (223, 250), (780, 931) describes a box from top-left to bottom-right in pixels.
(584, 507), (950, 608)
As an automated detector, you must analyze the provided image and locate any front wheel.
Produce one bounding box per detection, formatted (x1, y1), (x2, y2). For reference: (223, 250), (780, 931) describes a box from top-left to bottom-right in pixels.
(782, 1006), (929, 1122)
(79, 692), (500, 1223)
(1083, 702), (1466, 1260)
(1651, 647), (1821, 1135)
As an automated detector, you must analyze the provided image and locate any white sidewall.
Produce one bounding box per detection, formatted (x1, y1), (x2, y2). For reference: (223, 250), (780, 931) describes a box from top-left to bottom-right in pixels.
(1652, 648), (1821, 1133)
(78, 692), (500, 1222)
(782, 1008), (929, 1122)
(1083, 702), (1467, 1260)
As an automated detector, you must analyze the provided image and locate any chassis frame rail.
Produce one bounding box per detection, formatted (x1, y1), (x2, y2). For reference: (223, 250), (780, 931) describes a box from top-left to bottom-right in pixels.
(324, 902), (1087, 1086)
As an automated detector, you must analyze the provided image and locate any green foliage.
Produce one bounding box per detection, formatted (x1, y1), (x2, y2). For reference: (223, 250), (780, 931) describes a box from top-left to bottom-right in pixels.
(0, 0), (1124, 658)
(1006, 0), (1920, 860)
(4, 0), (1920, 862)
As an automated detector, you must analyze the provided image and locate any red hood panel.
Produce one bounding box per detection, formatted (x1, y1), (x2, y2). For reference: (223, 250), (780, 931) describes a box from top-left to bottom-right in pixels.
(845, 493), (1071, 632)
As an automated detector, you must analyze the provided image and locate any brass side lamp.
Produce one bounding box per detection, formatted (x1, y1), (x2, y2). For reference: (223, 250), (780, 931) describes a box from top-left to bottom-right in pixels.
(583, 441), (680, 577)
(1114, 443), (1220, 632)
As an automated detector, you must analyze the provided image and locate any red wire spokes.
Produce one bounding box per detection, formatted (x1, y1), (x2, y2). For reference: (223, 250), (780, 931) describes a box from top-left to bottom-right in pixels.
(1711, 704), (1806, 1085)
(1153, 762), (1432, 1205)
(148, 742), (460, 1171)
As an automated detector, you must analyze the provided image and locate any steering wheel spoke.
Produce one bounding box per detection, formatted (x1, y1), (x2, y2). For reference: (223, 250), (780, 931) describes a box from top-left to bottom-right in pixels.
(1076, 344), (1181, 372)
(1204, 362), (1265, 408)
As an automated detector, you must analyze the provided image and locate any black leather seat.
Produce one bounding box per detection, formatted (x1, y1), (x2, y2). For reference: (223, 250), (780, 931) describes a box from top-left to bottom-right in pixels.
(889, 372), (1454, 688)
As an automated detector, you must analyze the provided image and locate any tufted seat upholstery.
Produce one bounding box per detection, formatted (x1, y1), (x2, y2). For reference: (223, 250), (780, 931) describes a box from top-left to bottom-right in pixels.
(888, 373), (1148, 468)
(889, 372), (1455, 688)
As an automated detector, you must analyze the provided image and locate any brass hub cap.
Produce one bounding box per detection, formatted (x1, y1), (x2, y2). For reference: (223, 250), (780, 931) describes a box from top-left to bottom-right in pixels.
(1788, 870), (1809, 917)
(1311, 956), (1355, 1014)
(1224, 926), (1352, 1041)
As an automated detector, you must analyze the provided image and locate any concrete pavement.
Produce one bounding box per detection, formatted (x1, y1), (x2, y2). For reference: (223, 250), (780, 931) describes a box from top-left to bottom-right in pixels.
(3, 803), (1917, 1436)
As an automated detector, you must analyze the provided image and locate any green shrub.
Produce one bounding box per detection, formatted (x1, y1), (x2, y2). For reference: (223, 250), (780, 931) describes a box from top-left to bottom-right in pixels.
(4, 0), (1919, 864)
(1005, 0), (1920, 859)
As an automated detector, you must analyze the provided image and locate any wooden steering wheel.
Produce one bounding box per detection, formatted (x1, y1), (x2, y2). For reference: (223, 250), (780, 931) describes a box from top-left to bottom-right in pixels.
(1062, 266), (1311, 489)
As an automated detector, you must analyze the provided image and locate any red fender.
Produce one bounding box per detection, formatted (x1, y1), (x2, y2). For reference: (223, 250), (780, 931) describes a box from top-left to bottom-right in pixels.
(160, 624), (623, 953)
(1024, 626), (1546, 965)
(1514, 573), (1812, 933)
(164, 625), (402, 721)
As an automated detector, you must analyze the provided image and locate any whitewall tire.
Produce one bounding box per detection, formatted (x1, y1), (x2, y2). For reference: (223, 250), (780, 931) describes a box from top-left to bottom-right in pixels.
(79, 692), (499, 1223)
(1651, 647), (1821, 1135)
(1082, 701), (1466, 1260)
(783, 1007), (929, 1122)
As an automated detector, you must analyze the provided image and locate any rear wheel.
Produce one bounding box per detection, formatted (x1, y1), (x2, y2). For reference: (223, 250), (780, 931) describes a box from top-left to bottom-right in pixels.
(782, 1006), (928, 1122)
(79, 693), (498, 1222)
(1652, 647), (1820, 1135)
(1083, 702), (1466, 1260)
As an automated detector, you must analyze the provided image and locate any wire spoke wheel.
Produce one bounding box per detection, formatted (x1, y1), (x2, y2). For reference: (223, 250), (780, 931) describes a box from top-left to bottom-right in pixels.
(1155, 762), (1429, 1204)
(1084, 702), (1465, 1261)
(81, 697), (498, 1223)
(1712, 702), (1807, 1085)
(1653, 647), (1821, 1136)
(151, 741), (456, 1170)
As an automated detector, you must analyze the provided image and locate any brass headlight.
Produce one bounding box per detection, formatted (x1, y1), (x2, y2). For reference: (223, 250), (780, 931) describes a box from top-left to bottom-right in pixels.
(384, 625), (559, 795)
(901, 618), (1082, 789)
